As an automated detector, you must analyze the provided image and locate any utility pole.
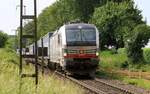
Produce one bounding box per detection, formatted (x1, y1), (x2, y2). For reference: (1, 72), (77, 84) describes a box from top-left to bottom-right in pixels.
(19, 0), (38, 93)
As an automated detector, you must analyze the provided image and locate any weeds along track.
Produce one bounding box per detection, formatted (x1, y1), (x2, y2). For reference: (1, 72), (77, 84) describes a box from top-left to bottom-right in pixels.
(25, 59), (139, 94)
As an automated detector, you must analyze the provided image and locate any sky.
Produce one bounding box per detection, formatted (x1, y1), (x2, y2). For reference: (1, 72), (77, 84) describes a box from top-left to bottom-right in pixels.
(0, 0), (56, 35)
(0, 0), (149, 35)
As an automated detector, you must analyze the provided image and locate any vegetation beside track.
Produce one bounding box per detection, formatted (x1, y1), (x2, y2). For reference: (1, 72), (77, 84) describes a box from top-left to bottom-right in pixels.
(97, 48), (150, 89)
(0, 48), (84, 94)
(123, 78), (150, 89)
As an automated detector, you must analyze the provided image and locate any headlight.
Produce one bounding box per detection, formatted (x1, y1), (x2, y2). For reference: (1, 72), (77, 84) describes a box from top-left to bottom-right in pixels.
(96, 52), (99, 56)
(63, 48), (68, 57)
(64, 53), (67, 56)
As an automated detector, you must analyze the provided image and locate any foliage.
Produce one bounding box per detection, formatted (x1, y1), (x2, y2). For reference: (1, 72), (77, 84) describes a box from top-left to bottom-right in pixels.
(20, 0), (149, 64)
(5, 36), (18, 50)
(76, 0), (131, 22)
(0, 48), (84, 94)
(99, 50), (150, 89)
(123, 78), (150, 89)
(73, 0), (101, 22)
(91, 1), (150, 64)
(91, 1), (143, 49)
(22, 0), (105, 39)
(23, 21), (35, 38)
(99, 50), (128, 70)
(100, 50), (150, 72)
(126, 24), (150, 63)
(143, 48), (150, 63)
(0, 31), (8, 48)
(117, 48), (127, 54)
(37, 0), (76, 38)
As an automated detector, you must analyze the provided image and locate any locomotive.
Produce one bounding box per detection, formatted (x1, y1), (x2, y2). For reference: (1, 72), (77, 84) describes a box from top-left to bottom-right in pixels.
(27, 23), (100, 77)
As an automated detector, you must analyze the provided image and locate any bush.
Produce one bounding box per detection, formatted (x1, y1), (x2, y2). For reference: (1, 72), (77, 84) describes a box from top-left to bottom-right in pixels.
(110, 47), (117, 54)
(117, 48), (127, 54)
(126, 24), (150, 64)
(100, 50), (128, 70)
(0, 31), (8, 48)
(143, 48), (150, 63)
(121, 61), (129, 69)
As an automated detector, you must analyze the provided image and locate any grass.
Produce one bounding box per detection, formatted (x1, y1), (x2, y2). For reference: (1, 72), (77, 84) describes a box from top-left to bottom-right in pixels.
(0, 48), (84, 94)
(97, 49), (150, 89)
(99, 50), (128, 70)
(99, 48), (150, 72)
(123, 78), (150, 89)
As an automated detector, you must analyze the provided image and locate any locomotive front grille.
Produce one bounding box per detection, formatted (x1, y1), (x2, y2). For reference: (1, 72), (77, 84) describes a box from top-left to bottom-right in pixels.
(67, 50), (78, 54)
(67, 49), (96, 54)
(84, 49), (96, 54)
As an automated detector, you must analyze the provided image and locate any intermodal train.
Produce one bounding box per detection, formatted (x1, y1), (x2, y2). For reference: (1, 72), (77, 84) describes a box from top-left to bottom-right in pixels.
(26, 23), (100, 78)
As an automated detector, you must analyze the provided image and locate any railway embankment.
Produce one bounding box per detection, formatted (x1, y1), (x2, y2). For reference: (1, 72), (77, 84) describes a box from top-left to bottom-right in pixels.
(1, 48), (150, 94)
(0, 48), (84, 94)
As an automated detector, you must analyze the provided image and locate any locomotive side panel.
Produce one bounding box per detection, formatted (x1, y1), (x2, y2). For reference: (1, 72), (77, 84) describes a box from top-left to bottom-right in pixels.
(49, 26), (66, 69)
(50, 31), (59, 63)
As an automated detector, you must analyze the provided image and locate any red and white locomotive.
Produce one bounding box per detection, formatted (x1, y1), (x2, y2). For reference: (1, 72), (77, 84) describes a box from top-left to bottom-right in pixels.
(28, 23), (99, 77)
(49, 23), (99, 77)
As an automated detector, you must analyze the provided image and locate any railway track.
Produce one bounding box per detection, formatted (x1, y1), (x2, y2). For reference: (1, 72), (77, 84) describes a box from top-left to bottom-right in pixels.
(95, 78), (134, 94)
(55, 71), (135, 94)
(25, 59), (143, 94)
(82, 78), (134, 94)
(55, 71), (105, 94)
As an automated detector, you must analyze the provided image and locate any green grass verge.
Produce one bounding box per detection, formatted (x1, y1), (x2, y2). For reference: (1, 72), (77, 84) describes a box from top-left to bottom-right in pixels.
(0, 48), (84, 94)
(123, 78), (150, 89)
(99, 48), (150, 71)
(99, 50), (128, 70)
(97, 49), (150, 89)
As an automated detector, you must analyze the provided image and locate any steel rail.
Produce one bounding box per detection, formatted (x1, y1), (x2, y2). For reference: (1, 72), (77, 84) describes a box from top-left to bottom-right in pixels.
(95, 78), (135, 94)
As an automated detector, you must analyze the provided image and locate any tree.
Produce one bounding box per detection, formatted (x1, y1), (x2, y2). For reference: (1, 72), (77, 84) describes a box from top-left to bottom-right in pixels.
(0, 31), (8, 48)
(126, 24), (150, 63)
(23, 0), (106, 39)
(5, 36), (16, 49)
(73, 0), (101, 22)
(91, 1), (143, 49)
(37, 0), (76, 38)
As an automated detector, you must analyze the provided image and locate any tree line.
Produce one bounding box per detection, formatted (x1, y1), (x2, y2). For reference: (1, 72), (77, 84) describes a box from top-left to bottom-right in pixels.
(0, 31), (8, 48)
(0, 30), (17, 50)
(21, 0), (150, 64)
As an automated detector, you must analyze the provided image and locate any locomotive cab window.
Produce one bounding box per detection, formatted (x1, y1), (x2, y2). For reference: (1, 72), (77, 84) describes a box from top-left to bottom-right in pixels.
(66, 28), (96, 46)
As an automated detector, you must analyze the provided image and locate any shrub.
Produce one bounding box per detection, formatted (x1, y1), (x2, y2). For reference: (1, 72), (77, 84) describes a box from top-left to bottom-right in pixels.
(0, 31), (8, 48)
(126, 24), (150, 64)
(110, 47), (117, 54)
(117, 48), (127, 54)
(100, 50), (128, 70)
(121, 61), (129, 69)
(143, 48), (150, 63)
